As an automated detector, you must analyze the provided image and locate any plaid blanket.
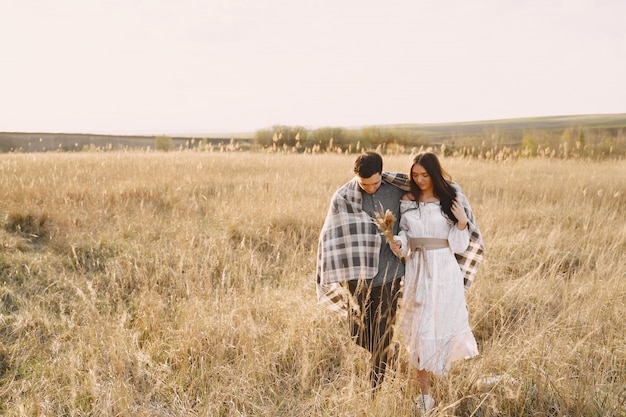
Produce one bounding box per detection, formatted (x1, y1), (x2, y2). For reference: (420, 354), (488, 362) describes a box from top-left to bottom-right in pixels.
(382, 171), (485, 289)
(315, 176), (381, 316)
(316, 172), (485, 316)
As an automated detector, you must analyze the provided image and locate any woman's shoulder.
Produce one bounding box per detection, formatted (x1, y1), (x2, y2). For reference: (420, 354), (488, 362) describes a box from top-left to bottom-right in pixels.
(450, 181), (464, 195)
(401, 192), (415, 201)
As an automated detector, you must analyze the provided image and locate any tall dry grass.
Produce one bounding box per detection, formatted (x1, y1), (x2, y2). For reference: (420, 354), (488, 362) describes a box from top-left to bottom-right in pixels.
(0, 152), (624, 416)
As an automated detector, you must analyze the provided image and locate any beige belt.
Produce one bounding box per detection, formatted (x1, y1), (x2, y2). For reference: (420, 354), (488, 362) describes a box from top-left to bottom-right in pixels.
(408, 237), (449, 252)
(409, 237), (449, 276)
(407, 238), (449, 299)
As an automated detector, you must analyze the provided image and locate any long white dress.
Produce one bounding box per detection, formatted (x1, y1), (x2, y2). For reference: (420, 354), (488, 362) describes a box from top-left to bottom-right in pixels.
(396, 200), (478, 377)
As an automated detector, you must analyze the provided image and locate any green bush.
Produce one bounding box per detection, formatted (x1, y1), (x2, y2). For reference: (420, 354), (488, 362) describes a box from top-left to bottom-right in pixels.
(154, 136), (173, 151)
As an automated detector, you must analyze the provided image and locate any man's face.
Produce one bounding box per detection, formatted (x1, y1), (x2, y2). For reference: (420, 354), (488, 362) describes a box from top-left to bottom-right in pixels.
(357, 172), (382, 194)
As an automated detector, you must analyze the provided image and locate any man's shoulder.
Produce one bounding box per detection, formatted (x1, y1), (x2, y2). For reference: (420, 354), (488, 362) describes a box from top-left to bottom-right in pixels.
(330, 178), (360, 205)
(379, 181), (406, 200)
(382, 171), (410, 191)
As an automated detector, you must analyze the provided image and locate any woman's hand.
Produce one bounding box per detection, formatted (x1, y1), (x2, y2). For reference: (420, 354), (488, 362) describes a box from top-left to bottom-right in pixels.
(451, 198), (469, 230)
(390, 240), (403, 257)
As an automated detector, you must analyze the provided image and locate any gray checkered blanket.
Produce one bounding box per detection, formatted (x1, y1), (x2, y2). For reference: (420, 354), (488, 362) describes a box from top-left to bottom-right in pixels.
(315, 176), (380, 316)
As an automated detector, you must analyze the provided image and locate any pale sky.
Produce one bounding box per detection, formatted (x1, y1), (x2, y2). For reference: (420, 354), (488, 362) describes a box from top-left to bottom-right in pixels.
(2, 0), (625, 135)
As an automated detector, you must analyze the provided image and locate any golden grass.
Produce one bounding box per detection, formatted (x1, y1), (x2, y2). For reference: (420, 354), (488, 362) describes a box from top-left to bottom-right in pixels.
(0, 152), (624, 416)
(373, 208), (397, 245)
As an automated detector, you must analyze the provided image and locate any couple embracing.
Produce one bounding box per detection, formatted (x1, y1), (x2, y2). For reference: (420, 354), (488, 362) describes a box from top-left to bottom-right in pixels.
(316, 151), (484, 413)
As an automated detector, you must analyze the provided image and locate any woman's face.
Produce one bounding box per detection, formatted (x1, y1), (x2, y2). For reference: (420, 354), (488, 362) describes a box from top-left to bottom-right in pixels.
(411, 163), (433, 194)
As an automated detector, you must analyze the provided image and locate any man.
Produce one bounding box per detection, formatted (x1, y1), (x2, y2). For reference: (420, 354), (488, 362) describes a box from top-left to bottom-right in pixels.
(316, 151), (406, 392)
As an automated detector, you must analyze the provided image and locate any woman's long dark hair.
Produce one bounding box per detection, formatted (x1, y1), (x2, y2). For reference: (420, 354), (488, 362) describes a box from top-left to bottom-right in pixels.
(409, 152), (459, 223)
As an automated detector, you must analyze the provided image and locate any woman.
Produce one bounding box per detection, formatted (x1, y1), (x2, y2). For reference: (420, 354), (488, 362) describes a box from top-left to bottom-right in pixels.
(391, 152), (481, 413)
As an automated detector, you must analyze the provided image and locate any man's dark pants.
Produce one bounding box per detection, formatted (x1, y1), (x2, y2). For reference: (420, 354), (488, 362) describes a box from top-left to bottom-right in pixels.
(347, 278), (402, 391)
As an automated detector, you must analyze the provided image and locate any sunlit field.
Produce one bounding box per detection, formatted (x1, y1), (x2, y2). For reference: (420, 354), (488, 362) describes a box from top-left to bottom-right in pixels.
(1, 152), (624, 416)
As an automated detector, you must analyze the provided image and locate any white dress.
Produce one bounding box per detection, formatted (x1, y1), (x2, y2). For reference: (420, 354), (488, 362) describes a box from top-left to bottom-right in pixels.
(396, 200), (478, 376)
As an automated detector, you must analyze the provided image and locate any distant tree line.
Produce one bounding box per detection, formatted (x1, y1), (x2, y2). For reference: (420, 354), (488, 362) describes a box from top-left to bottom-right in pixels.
(252, 124), (626, 159)
(253, 125), (429, 153)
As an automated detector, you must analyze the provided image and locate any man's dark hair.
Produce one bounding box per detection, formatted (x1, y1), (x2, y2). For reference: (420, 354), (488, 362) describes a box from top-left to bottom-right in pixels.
(353, 151), (383, 178)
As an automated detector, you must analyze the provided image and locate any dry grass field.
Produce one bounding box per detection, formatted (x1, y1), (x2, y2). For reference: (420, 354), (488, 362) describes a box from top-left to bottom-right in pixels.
(0, 151), (624, 416)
